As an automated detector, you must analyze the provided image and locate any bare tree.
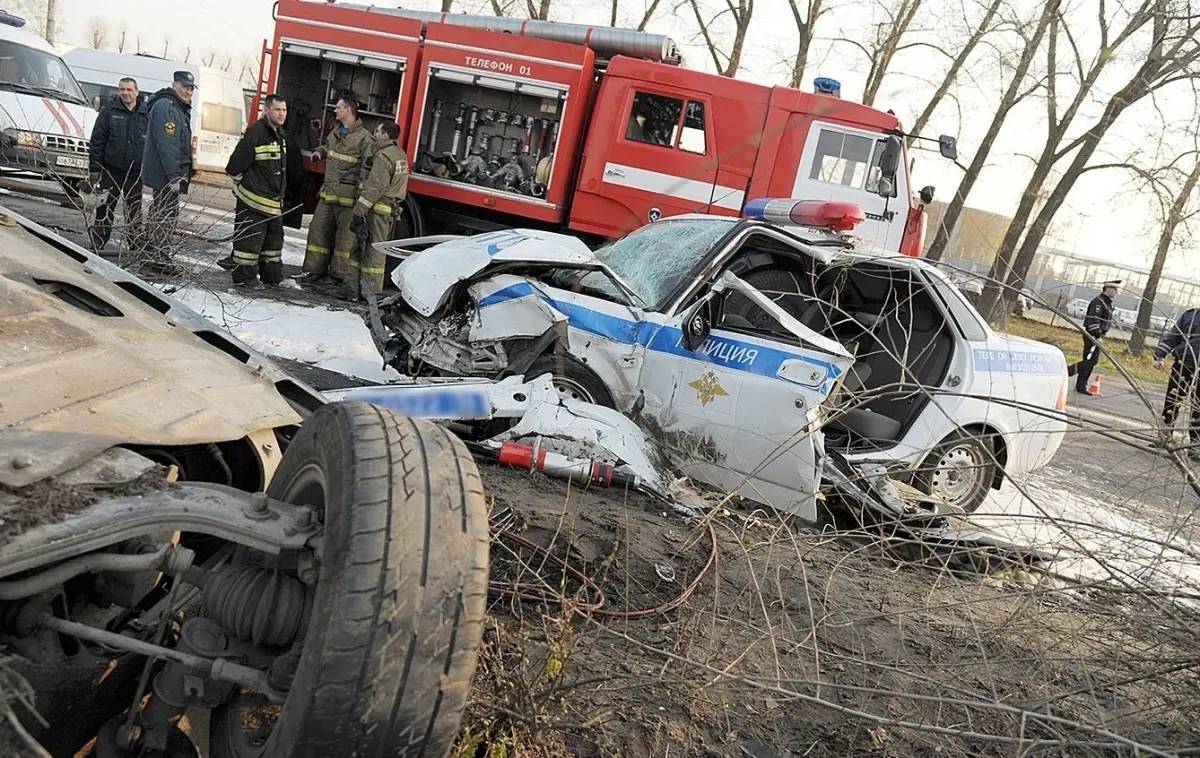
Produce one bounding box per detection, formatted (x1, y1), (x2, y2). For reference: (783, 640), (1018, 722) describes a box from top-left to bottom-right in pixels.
(833, 0), (927, 106)
(162, 36), (171, 59)
(525, 0), (552, 20)
(907, 0), (1005, 141)
(117, 24), (127, 53)
(135, 36), (142, 55)
(925, 0), (1060, 262)
(682, 0), (755, 77)
(202, 50), (218, 68)
(982, 0), (1200, 319)
(1129, 148), (1200, 355)
(786, 0), (827, 88)
(86, 17), (109, 49)
(442, 0), (454, 11)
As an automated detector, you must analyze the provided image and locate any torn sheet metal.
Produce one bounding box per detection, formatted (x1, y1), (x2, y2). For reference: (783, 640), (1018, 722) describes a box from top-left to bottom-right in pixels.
(393, 229), (600, 317)
(467, 275), (566, 342)
(325, 375), (667, 493)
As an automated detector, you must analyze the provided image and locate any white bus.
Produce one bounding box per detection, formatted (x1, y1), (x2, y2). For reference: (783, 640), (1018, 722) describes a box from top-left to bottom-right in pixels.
(62, 48), (248, 172)
(0, 11), (95, 194)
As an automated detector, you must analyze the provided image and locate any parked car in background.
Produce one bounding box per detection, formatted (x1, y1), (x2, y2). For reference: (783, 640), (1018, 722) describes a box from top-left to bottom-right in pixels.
(63, 48), (248, 172)
(372, 200), (1070, 514)
(1113, 307), (1138, 330)
(1066, 298), (1089, 318)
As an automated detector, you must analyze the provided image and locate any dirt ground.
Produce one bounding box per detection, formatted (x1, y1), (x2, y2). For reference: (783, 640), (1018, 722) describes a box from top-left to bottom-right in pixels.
(460, 462), (1200, 758)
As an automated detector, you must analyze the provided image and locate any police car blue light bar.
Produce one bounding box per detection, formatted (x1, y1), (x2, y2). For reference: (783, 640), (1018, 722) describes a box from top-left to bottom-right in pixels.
(0, 12), (26, 28)
(743, 198), (866, 233)
(813, 77), (841, 98)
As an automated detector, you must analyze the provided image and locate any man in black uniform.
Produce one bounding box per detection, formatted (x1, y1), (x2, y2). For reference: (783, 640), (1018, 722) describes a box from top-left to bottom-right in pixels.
(87, 76), (148, 251)
(1067, 280), (1119, 394)
(1153, 306), (1200, 454)
(221, 94), (288, 286)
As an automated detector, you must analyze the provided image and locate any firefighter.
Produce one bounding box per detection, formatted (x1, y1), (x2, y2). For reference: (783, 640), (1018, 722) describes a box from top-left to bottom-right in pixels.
(1153, 306), (1200, 455)
(141, 70), (195, 270)
(87, 76), (147, 252)
(221, 94), (288, 286)
(1067, 280), (1119, 394)
(301, 95), (373, 282)
(344, 120), (409, 300)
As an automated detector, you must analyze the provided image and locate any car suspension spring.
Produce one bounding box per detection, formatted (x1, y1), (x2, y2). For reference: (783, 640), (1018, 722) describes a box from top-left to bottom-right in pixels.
(204, 566), (312, 648)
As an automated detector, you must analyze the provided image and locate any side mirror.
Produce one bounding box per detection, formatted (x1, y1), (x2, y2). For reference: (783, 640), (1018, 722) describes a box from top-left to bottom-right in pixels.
(938, 135), (958, 161)
(680, 297), (713, 352)
(91, 95), (101, 111)
(876, 136), (902, 198)
(918, 185), (935, 205)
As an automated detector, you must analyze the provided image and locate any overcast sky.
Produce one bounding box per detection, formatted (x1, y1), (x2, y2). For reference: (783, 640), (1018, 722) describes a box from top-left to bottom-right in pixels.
(45, 0), (1200, 283)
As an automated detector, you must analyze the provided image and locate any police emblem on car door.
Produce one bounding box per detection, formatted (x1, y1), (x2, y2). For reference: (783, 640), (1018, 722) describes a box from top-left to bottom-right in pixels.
(636, 271), (854, 522)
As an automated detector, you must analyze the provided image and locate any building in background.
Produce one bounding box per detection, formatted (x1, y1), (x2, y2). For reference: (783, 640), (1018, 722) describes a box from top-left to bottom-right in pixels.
(924, 201), (1200, 319)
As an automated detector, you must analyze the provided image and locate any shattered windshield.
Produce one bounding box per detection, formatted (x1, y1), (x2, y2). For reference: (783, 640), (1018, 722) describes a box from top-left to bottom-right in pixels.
(594, 218), (737, 310)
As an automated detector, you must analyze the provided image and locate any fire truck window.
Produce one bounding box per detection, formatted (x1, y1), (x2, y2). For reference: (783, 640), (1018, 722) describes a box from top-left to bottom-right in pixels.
(626, 92), (682, 148)
(809, 129), (874, 188)
(678, 101), (706, 155)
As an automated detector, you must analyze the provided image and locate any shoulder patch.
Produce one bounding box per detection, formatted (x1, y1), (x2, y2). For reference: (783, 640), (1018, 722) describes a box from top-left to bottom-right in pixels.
(164, 121), (177, 137)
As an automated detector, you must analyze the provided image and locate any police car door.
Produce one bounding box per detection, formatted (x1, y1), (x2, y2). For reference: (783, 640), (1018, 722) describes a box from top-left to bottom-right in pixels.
(637, 271), (854, 522)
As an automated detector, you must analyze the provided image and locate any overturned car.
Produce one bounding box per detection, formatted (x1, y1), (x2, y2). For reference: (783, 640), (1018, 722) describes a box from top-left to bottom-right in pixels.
(369, 199), (1070, 517)
(0, 209), (489, 757)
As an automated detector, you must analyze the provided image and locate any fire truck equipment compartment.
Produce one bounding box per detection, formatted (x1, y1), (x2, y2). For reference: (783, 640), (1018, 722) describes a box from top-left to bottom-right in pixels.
(335, 4), (681, 63)
(277, 41), (407, 137)
(415, 68), (564, 200)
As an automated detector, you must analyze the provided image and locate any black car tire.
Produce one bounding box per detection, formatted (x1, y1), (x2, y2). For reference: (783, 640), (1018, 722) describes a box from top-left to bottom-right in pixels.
(208, 401), (490, 758)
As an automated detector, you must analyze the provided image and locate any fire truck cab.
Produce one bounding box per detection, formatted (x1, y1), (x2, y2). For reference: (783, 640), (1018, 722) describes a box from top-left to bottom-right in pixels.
(258, 0), (955, 256)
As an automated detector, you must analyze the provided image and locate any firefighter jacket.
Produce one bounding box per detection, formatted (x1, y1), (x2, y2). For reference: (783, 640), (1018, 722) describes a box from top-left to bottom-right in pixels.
(317, 120), (371, 204)
(226, 118), (287, 217)
(142, 87), (193, 190)
(1155, 308), (1200, 368)
(354, 139), (409, 218)
(1083, 293), (1114, 338)
(89, 96), (148, 177)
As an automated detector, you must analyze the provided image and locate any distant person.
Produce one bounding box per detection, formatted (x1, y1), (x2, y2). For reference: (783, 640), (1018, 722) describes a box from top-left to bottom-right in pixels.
(344, 120), (409, 301)
(1153, 307), (1200, 454)
(218, 94), (288, 287)
(141, 70), (196, 271)
(87, 77), (148, 252)
(300, 95), (372, 283)
(1067, 280), (1119, 394)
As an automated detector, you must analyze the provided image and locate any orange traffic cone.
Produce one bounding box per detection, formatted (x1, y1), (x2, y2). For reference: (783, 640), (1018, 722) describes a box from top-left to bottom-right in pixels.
(1087, 373), (1103, 397)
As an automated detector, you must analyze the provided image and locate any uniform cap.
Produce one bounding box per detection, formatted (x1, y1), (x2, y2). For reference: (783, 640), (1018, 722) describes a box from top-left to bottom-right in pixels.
(1102, 280), (1122, 288)
(174, 70), (197, 88)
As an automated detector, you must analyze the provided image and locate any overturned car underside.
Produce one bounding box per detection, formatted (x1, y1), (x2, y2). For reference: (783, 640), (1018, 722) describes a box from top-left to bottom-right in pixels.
(0, 210), (490, 758)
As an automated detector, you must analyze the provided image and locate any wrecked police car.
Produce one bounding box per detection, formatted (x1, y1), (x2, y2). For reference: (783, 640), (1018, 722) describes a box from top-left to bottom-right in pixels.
(371, 199), (1069, 515)
(0, 207), (488, 758)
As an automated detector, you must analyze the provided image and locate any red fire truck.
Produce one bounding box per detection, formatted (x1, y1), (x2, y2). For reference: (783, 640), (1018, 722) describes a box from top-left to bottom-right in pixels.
(254, 0), (957, 255)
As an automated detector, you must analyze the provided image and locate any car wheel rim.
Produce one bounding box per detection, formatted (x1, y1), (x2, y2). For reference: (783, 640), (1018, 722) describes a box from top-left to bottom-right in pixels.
(928, 445), (986, 506)
(552, 375), (595, 404)
(215, 465), (327, 757)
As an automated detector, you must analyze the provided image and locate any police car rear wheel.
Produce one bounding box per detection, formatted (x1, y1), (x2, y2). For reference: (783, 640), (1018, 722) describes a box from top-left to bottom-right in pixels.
(919, 434), (995, 514)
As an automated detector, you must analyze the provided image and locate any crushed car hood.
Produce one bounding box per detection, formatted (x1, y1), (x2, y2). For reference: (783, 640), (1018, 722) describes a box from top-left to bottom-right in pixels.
(0, 209), (308, 446)
(393, 228), (610, 317)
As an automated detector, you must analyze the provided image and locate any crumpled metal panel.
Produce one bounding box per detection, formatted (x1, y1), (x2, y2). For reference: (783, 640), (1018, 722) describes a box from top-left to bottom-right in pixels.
(0, 210), (305, 445)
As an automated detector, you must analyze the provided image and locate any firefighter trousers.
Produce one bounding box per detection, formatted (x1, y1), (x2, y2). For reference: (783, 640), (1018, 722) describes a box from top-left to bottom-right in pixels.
(342, 211), (393, 298)
(231, 200), (284, 285)
(303, 196), (356, 280)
